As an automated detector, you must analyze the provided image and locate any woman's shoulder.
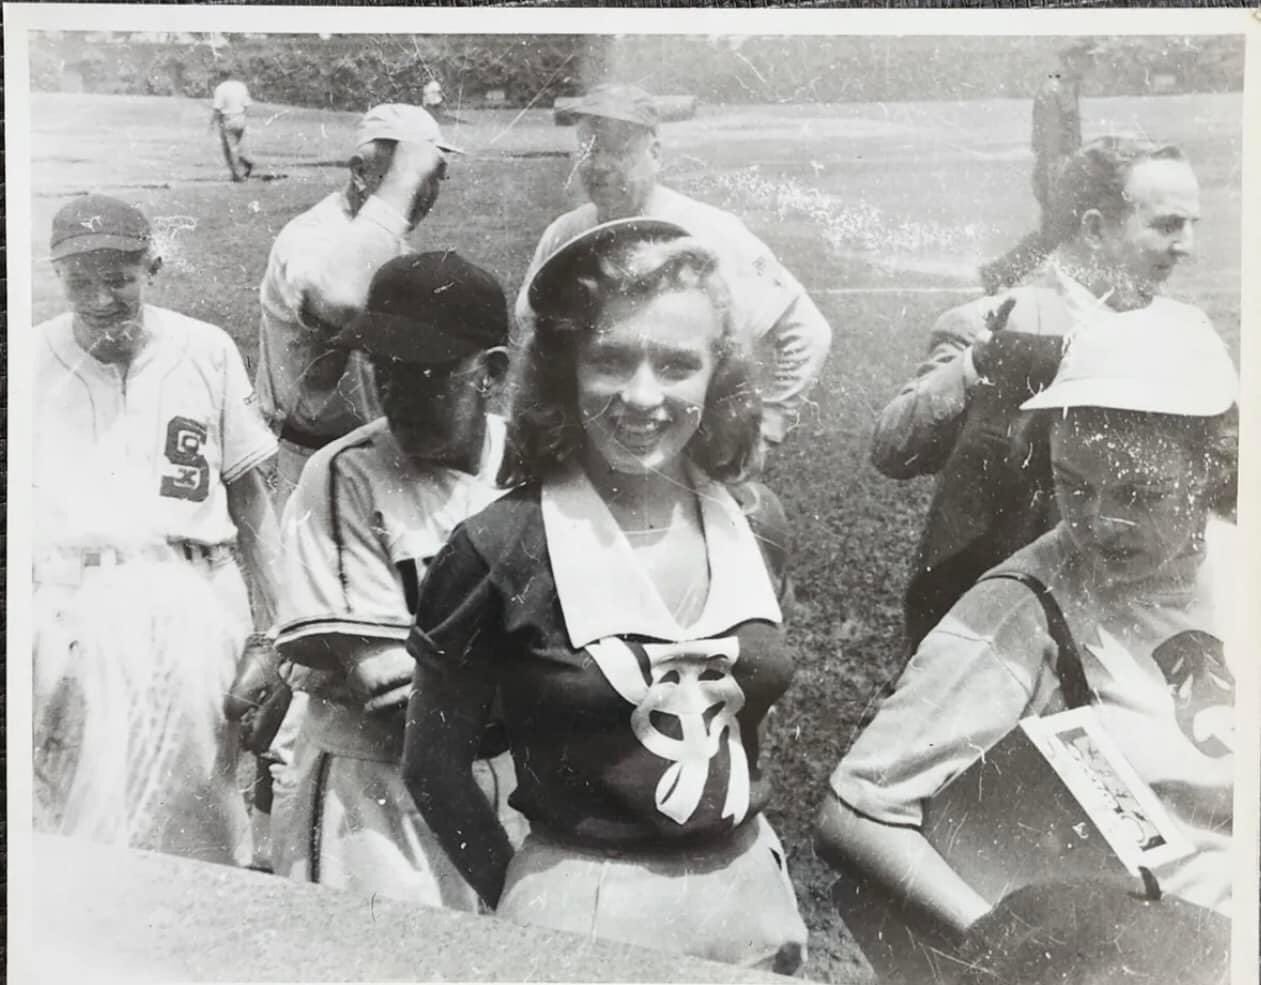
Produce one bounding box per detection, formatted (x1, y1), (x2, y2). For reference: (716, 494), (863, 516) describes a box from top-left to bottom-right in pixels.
(457, 482), (548, 565)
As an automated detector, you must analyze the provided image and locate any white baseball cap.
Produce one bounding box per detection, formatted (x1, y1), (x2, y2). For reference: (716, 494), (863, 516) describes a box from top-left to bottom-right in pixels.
(1021, 305), (1236, 416)
(355, 103), (462, 154)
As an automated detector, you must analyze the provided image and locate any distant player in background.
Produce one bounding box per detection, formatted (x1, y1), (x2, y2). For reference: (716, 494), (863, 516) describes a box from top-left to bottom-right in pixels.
(515, 83), (832, 461)
(272, 251), (524, 905)
(211, 69), (255, 183)
(32, 194), (283, 865)
(980, 41), (1096, 294)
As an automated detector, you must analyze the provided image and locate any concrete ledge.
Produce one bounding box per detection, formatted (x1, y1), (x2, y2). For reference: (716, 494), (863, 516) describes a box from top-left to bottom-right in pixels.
(30, 834), (797, 982)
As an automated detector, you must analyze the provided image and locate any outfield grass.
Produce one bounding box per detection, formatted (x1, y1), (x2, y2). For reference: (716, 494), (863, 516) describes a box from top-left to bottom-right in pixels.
(25, 89), (1242, 984)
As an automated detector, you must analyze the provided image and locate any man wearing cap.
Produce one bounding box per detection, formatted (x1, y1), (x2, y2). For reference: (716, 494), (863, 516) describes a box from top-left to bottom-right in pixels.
(872, 136), (1220, 649)
(515, 83), (831, 454)
(255, 102), (459, 510)
(33, 194), (283, 865)
(269, 251), (525, 906)
(980, 41), (1096, 293)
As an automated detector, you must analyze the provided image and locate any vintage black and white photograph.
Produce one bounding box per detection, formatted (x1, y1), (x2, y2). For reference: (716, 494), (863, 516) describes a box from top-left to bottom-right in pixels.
(7, 6), (1257, 984)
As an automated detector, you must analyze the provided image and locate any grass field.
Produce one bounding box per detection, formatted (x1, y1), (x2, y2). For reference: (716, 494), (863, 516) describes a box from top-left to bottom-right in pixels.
(24, 89), (1242, 983)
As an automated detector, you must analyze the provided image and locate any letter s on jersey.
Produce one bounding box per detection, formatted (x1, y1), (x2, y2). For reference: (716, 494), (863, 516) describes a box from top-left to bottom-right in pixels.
(160, 416), (210, 502)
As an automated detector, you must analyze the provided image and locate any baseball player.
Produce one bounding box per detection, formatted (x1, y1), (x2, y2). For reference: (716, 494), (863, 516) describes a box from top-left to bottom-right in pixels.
(271, 251), (525, 906)
(251, 102), (459, 867)
(210, 69), (255, 183)
(255, 102), (459, 510)
(515, 83), (831, 457)
(32, 194), (284, 865)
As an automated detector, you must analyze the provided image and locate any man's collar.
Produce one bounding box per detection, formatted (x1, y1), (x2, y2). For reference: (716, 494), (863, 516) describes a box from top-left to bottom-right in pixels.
(1045, 258), (1117, 315)
(541, 464), (781, 649)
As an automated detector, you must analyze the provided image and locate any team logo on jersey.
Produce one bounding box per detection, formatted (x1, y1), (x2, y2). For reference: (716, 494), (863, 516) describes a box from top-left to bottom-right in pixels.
(587, 636), (749, 827)
(160, 416), (210, 503)
(1151, 630), (1234, 758)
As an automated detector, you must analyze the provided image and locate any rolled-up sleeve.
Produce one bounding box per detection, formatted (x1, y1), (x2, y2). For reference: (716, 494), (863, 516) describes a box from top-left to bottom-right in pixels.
(281, 196), (411, 336)
(829, 583), (1049, 827)
(869, 303), (984, 480)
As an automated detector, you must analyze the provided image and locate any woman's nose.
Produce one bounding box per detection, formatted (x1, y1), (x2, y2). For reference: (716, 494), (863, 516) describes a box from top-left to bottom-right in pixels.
(620, 363), (663, 409)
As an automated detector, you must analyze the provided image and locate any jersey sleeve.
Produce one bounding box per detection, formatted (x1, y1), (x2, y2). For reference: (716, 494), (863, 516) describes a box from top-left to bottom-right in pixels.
(713, 220), (831, 443)
(219, 337), (278, 484)
(270, 197), (410, 339)
(828, 578), (1053, 827)
(406, 525), (503, 688)
(275, 449), (413, 647)
(868, 300), (986, 480)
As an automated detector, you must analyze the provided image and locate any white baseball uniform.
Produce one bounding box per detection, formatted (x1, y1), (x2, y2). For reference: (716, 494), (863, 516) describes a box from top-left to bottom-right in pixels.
(33, 305), (277, 864)
(255, 191), (414, 507)
(272, 414), (525, 907)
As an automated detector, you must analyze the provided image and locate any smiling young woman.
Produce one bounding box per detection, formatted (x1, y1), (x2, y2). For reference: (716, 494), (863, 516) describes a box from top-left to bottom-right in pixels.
(399, 219), (808, 974)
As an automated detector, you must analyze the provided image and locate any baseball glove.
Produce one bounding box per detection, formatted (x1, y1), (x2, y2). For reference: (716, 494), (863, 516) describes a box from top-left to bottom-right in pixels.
(225, 633), (292, 754)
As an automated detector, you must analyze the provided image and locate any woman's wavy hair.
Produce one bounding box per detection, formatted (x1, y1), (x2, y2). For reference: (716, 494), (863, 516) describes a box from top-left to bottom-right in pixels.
(499, 236), (761, 486)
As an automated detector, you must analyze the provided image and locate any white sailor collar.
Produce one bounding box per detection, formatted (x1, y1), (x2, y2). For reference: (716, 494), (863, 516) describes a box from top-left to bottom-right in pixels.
(541, 464), (782, 650)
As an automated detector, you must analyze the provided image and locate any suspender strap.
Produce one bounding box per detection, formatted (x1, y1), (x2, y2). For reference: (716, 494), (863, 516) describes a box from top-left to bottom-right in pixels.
(978, 570), (1093, 709)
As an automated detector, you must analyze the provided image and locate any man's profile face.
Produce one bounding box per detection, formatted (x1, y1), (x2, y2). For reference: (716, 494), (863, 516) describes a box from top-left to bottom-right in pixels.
(575, 117), (660, 221)
(1097, 158), (1200, 301)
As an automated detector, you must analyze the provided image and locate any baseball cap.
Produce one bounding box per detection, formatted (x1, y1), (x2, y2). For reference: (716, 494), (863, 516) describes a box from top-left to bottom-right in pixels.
(568, 83), (659, 129)
(334, 252), (507, 365)
(526, 217), (689, 317)
(1021, 305), (1236, 416)
(50, 194), (151, 261)
(355, 103), (462, 155)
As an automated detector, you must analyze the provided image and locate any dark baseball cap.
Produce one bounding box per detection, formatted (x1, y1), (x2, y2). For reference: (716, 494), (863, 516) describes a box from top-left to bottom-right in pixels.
(526, 217), (690, 318)
(569, 83), (659, 129)
(335, 252), (508, 365)
(50, 194), (152, 261)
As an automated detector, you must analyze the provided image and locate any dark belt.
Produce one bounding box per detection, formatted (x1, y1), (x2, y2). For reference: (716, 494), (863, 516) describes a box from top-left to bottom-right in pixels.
(279, 421), (337, 453)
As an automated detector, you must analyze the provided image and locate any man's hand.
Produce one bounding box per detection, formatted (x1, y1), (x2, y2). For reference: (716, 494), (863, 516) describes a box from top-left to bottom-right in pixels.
(970, 300), (1064, 392)
(225, 634), (284, 720)
(343, 646), (415, 715)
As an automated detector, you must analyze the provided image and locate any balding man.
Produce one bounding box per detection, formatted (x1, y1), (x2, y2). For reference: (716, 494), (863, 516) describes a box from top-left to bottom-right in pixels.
(874, 137), (1220, 647)
(517, 84), (831, 454)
